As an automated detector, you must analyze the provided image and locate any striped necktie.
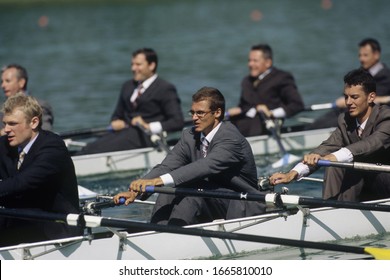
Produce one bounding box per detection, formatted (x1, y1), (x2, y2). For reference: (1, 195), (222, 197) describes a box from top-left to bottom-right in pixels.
(17, 151), (26, 170)
(132, 84), (143, 107)
(201, 137), (209, 157)
(357, 126), (363, 138)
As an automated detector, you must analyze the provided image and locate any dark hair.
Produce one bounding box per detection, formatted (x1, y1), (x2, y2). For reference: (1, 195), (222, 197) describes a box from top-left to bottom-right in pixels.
(192, 87), (225, 121)
(1, 64), (28, 90)
(251, 44), (273, 60)
(344, 68), (376, 94)
(359, 38), (381, 53)
(132, 48), (158, 72)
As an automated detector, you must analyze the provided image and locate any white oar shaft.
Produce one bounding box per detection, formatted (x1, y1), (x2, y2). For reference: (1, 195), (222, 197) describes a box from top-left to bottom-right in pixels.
(317, 160), (390, 173)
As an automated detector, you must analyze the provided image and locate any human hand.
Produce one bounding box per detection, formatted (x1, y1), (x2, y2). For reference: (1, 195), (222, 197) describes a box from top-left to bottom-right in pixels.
(256, 104), (273, 118)
(303, 153), (337, 166)
(110, 119), (127, 131)
(113, 190), (138, 205)
(129, 178), (164, 193)
(131, 116), (150, 132)
(335, 96), (346, 108)
(269, 171), (298, 186)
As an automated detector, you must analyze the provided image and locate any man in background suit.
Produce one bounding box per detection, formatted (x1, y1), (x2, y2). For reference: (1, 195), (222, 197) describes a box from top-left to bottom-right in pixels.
(0, 93), (81, 246)
(269, 69), (390, 202)
(78, 48), (184, 155)
(226, 44), (304, 137)
(1, 64), (54, 132)
(114, 87), (265, 225)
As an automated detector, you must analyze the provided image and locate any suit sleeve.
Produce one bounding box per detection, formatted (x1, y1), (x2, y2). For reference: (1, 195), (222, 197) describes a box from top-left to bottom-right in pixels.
(279, 72), (305, 117)
(158, 83), (185, 132)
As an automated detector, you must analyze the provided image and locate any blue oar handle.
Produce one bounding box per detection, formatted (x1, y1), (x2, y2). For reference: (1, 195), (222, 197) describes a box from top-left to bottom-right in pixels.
(118, 197), (126, 204)
(317, 160), (354, 169)
(317, 159), (331, 167)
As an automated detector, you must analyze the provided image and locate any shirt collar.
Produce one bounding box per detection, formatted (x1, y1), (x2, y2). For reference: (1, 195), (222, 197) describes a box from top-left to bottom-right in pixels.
(356, 118), (368, 130)
(368, 62), (384, 77)
(201, 122), (222, 144)
(258, 68), (272, 81)
(19, 132), (39, 154)
(139, 74), (158, 90)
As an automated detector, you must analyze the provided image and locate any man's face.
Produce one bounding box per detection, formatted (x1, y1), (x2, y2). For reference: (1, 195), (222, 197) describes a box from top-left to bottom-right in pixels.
(131, 53), (155, 82)
(1, 68), (25, 98)
(190, 100), (221, 136)
(248, 50), (272, 78)
(2, 108), (39, 147)
(359, 45), (380, 70)
(344, 84), (375, 123)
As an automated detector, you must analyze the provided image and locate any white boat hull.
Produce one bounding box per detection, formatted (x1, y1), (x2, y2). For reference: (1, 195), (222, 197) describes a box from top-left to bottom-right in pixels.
(72, 127), (334, 177)
(1, 198), (389, 260)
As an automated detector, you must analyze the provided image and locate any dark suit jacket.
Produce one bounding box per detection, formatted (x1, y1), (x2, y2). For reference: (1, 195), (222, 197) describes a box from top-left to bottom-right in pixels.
(311, 104), (390, 165)
(0, 130), (81, 244)
(145, 121), (258, 192)
(111, 76), (184, 132)
(374, 63), (390, 98)
(232, 67), (304, 137)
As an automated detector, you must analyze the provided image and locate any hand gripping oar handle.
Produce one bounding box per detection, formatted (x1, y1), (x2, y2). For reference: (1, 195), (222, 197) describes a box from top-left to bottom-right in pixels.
(317, 160), (390, 173)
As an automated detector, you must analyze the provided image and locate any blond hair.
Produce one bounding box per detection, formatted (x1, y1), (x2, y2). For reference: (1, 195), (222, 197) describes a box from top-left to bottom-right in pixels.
(2, 93), (42, 128)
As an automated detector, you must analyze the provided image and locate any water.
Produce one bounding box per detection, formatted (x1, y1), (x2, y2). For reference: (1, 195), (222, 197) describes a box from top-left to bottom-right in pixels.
(1, 0), (390, 132)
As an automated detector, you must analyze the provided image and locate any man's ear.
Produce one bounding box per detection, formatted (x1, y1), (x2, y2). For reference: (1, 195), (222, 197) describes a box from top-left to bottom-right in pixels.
(30, 116), (40, 130)
(368, 91), (376, 104)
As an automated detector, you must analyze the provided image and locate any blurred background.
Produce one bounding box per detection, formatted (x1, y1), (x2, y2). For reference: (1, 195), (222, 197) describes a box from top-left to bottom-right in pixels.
(1, 0), (390, 132)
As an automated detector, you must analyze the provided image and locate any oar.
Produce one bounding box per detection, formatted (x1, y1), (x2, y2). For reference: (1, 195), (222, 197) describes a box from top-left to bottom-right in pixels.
(304, 102), (336, 111)
(259, 112), (300, 168)
(135, 123), (171, 153)
(0, 208), (389, 259)
(317, 160), (390, 173)
(144, 186), (390, 212)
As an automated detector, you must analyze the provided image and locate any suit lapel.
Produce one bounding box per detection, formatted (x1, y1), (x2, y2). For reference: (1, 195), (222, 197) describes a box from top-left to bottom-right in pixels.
(363, 104), (379, 139)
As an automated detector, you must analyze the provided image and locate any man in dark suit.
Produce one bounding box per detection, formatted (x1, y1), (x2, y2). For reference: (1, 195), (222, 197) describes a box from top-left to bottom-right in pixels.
(1, 64), (54, 132)
(226, 44), (304, 137)
(269, 69), (390, 202)
(0, 93), (82, 246)
(308, 38), (390, 129)
(78, 48), (184, 155)
(114, 87), (265, 225)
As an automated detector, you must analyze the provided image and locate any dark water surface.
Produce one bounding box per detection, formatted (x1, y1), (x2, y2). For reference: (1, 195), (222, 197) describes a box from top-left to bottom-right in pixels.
(1, 0), (390, 132)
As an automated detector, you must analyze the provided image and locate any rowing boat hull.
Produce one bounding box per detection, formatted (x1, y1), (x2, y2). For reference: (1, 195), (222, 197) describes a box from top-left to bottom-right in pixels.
(72, 127), (334, 177)
(1, 198), (389, 260)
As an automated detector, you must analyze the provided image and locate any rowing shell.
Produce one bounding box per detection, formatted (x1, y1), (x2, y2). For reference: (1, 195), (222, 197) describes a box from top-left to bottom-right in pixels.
(1, 197), (389, 260)
(72, 127), (334, 177)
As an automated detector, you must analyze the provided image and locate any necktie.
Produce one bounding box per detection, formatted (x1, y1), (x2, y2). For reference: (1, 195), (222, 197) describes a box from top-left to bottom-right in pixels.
(17, 151), (26, 170)
(357, 126), (363, 138)
(201, 137), (209, 157)
(132, 84), (143, 107)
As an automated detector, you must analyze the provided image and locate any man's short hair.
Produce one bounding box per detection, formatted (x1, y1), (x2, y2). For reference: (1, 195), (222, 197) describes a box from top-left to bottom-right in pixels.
(251, 44), (273, 60)
(359, 38), (381, 53)
(2, 93), (42, 128)
(132, 48), (158, 72)
(192, 86), (225, 121)
(344, 68), (376, 94)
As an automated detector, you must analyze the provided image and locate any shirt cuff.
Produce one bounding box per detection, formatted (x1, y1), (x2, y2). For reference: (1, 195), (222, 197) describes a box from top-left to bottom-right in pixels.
(271, 107), (286, 118)
(331, 147), (353, 162)
(160, 173), (174, 185)
(149, 122), (163, 134)
(245, 107), (257, 118)
(292, 162), (310, 180)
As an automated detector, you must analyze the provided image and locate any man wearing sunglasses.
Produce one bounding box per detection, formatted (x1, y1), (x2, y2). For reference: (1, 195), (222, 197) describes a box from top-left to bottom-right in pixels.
(115, 86), (265, 225)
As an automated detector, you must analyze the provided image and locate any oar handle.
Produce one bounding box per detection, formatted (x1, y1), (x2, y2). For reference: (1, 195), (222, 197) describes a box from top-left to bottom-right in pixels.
(305, 102), (336, 111)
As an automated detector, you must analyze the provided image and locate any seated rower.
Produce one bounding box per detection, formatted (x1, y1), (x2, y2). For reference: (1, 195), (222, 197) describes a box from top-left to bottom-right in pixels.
(114, 86), (266, 225)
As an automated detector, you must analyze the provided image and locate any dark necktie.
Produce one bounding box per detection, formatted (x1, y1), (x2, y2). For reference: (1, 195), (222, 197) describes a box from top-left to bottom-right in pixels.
(132, 84), (143, 107)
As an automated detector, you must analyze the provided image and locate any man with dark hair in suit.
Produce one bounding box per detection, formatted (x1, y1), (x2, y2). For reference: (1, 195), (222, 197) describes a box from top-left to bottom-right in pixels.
(269, 69), (390, 202)
(0, 93), (81, 246)
(308, 38), (390, 129)
(226, 44), (304, 137)
(1, 64), (54, 132)
(78, 48), (184, 154)
(114, 87), (265, 225)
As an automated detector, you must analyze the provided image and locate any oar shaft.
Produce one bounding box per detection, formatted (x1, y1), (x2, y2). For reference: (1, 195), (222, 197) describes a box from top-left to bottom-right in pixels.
(145, 186), (390, 212)
(59, 127), (110, 138)
(317, 160), (390, 173)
